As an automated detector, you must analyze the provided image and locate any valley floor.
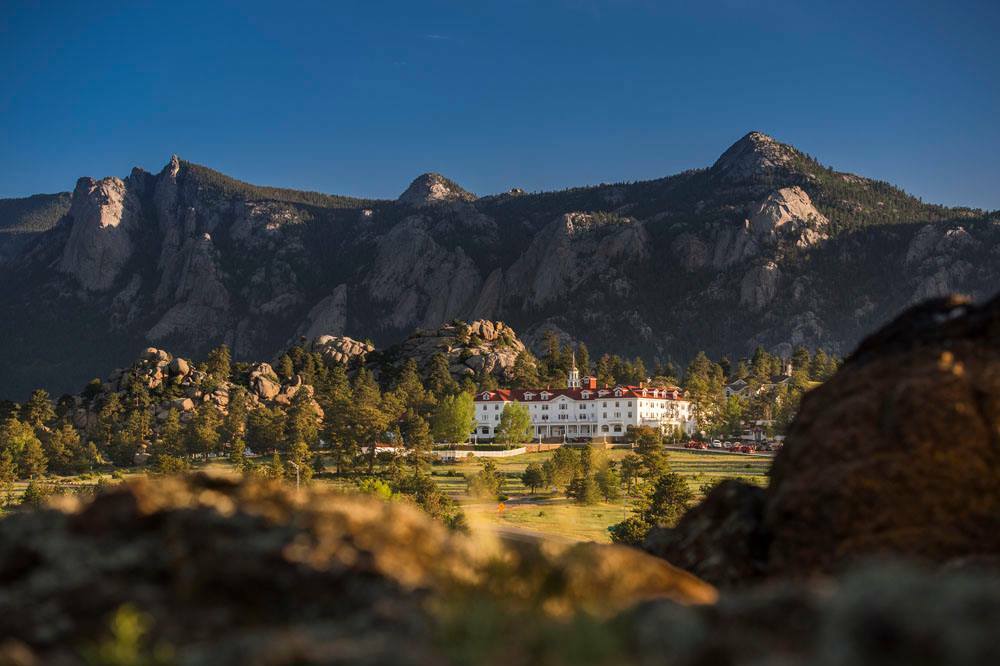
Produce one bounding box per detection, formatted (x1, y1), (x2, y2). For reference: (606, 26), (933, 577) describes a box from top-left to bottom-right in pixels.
(7, 448), (771, 543)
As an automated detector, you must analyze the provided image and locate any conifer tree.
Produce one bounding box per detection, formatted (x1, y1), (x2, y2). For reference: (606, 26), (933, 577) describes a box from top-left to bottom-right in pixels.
(206, 344), (232, 382)
(20, 436), (47, 479)
(22, 389), (55, 430)
(426, 353), (458, 397)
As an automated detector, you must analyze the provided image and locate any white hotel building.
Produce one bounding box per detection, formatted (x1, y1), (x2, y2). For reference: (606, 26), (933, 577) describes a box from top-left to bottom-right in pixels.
(473, 363), (695, 441)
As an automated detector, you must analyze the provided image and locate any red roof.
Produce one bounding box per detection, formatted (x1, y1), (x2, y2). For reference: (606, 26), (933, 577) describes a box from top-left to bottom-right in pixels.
(476, 385), (685, 402)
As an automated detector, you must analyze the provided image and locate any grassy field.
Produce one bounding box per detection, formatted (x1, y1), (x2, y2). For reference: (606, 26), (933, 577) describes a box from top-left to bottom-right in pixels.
(431, 448), (771, 543)
(6, 448), (771, 544)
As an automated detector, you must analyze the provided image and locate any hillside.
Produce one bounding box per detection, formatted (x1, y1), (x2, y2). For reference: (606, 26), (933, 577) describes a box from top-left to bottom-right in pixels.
(0, 192), (71, 261)
(0, 131), (998, 399)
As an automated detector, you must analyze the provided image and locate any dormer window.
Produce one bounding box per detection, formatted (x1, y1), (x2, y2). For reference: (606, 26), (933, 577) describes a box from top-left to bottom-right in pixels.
(540, 391), (552, 399)
(480, 392), (492, 400)
(581, 390), (591, 399)
(614, 389), (623, 397)
(524, 392), (535, 400)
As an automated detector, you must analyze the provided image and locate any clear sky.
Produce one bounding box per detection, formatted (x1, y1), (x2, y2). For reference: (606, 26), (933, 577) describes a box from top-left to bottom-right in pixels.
(2, 0), (998, 209)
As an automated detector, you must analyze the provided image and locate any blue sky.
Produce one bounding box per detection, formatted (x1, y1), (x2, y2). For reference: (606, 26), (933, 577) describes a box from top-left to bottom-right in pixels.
(2, 0), (998, 209)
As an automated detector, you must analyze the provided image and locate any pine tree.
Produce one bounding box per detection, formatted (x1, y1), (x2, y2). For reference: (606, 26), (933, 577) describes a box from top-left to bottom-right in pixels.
(22, 389), (55, 430)
(520, 462), (545, 494)
(0, 450), (17, 507)
(511, 351), (541, 389)
(185, 405), (222, 459)
(609, 472), (693, 545)
(596, 354), (615, 387)
(229, 435), (249, 472)
(44, 423), (82, 473)
(285, 390), (320, 450)
(247, 406), (287, 455)
(157, 409), (185, 458)
(390, 359), (428, 412)
(269, 452), (285, 480)
(426, 353), (458, 397)
(278, 354), (295, 381)
(206, 344), (232, 382)
(94, 394), (124, 450)
(576, 343), (591, 376)
(401, 410), (433, 476)
(595, 463), (622, 502)
(350, 369), (392, 474)
(20, 436), (47, 478)
(222, 387), (250, 446)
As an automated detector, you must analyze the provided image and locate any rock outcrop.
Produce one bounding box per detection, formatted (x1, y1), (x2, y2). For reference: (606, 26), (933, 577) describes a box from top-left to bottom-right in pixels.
(298, 284), (349, 340)
(765, 293), (1000, 575)
(364, 319), (526, 383)
(648, 293), (1000, 584)
(309, 334), (374, 365)
(72, 347), (321, 434)
(58, 175), (141, 291)
(748, 186), (829, 248)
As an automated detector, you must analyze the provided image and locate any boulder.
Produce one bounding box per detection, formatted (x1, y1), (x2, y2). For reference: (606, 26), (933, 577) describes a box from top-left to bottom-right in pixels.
(249, 363), (281, 401)
(764, 294), (1000, 576)
(168, 357), (190, 376)
(644, 480), (769, 588)
(171, 397), (195, 412)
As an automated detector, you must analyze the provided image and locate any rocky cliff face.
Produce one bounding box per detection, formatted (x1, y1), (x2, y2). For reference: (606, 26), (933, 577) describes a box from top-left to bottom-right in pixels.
(58, 175), (142, 291)
(0, 131), (997, 398)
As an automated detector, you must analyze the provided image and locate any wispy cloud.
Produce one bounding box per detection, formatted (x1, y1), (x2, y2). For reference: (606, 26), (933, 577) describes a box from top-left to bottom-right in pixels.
(423, 33), (452, 41)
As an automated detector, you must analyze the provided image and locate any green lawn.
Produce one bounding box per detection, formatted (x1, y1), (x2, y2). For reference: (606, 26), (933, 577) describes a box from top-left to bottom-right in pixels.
(430, 448), (771, 542)
(464, 498), (633, 542)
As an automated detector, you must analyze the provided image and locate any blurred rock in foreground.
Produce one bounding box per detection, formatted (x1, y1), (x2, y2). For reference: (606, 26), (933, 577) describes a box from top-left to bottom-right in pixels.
(647, 293), (1000, 585)
(0, 472), (711, 665)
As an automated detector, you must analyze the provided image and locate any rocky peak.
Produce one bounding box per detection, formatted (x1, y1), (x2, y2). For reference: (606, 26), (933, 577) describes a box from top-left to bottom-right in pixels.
(163, 154), (181, 179)
(57, 175), (140, 291)
(711, 131), (799, 182)
(397, 172), (476, 206)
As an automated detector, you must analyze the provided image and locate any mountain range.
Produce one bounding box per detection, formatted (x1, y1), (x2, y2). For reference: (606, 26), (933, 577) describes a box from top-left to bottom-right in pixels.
(1, 131), (997, 399)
